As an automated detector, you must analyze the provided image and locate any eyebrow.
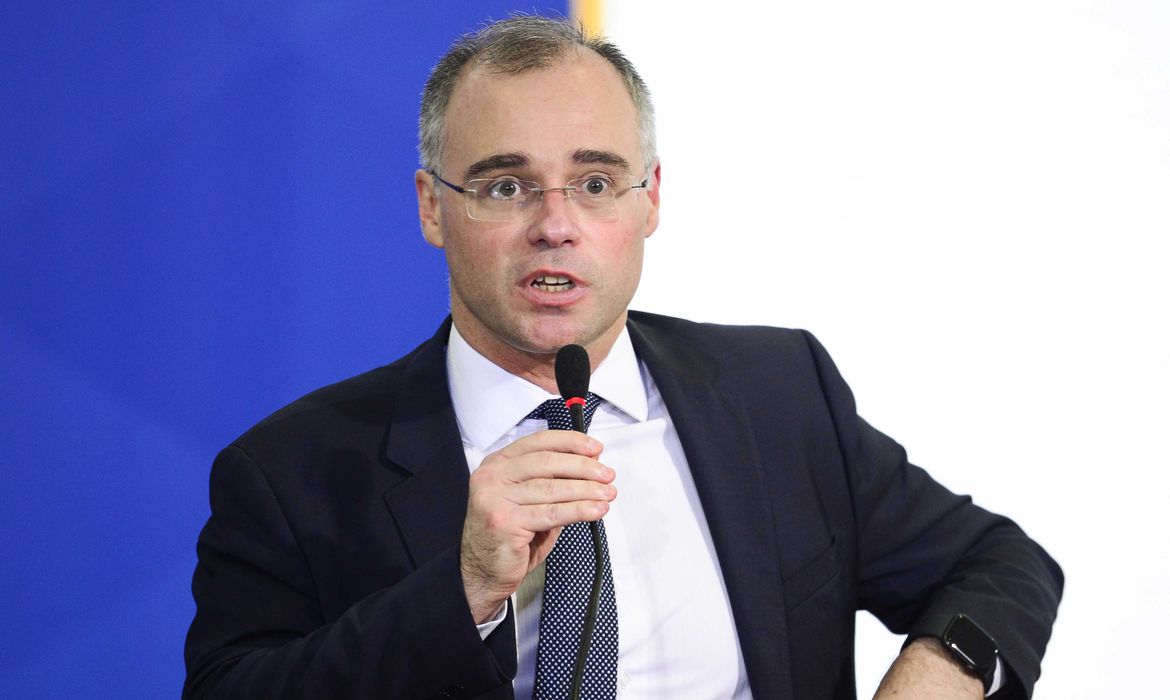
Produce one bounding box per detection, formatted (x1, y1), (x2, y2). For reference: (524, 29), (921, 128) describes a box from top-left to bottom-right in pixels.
(463, 153), (530, 181)
(572, 149), (631, 171)
(460, 149), (632, 182)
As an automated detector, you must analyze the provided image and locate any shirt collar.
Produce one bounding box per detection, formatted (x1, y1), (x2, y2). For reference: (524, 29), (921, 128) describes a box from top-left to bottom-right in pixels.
(446, 323), (650, 450)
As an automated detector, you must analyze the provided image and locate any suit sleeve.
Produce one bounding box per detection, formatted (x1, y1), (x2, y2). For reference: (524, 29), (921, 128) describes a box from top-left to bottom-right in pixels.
(182, 445), (515, 699)
(800, 331), (1063, 698)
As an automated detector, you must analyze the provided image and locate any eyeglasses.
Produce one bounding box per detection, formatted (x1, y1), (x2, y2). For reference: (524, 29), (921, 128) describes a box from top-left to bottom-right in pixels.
(432, 172), (649, 222)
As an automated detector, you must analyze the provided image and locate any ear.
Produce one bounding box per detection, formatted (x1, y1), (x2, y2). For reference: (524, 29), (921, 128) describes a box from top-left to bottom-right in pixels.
(642, 160), (662, 238)
(415, 169), (445, 248)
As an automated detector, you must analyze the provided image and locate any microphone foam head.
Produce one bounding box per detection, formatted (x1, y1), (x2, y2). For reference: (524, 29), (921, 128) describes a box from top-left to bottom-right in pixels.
(555, 344), (591, 399)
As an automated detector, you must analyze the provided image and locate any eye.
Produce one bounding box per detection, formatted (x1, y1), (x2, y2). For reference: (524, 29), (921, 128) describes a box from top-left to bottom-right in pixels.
(485, 178), (526, 200)
(579, 176), (613, 196)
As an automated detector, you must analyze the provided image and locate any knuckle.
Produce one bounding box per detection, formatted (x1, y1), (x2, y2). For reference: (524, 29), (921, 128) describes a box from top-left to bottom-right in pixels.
(536, 451), (556, 474)
(483, 509), (510, 532)
(469, 465), (493, 488)
(468, 490), (493, 513)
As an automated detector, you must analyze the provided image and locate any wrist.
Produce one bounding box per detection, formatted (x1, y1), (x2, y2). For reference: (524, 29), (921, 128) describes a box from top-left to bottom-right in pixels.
(459, 559), (511, 624)
(460, 573), (508, 624)
(908, 637), (987, 690)
(875, 637), (985, 699)
(912, 614), (999, 693)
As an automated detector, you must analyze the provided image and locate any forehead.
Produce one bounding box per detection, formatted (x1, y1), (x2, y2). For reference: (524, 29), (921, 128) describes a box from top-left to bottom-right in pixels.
(441, 49), (642, 178)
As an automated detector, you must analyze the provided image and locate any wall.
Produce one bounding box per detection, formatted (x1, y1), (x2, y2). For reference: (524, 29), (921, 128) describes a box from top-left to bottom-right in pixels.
(606, 2), (1170, 697)
(0, 4), (565, 697)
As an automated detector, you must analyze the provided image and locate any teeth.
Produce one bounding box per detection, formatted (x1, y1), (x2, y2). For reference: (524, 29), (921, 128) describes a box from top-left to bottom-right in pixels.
(532, 275), (574, 292)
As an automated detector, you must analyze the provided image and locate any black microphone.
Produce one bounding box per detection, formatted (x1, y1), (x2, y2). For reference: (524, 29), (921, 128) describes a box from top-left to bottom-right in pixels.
(555, 344), (591, 434)
(553, 343), (601, 700)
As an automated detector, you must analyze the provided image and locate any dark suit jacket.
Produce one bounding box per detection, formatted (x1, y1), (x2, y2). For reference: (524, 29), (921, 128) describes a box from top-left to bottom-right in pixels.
(184, 312), (1062, 699)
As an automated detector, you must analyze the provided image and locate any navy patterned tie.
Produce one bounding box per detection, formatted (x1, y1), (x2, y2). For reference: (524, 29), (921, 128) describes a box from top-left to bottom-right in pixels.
(528, 393), (618, 699)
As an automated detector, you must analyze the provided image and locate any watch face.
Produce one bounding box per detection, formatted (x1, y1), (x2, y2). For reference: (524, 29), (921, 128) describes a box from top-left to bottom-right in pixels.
(945, 615), (998, 672)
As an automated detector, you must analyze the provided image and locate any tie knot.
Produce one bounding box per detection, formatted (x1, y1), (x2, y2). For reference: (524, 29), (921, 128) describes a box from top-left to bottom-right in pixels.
(527, 392), (602, 432)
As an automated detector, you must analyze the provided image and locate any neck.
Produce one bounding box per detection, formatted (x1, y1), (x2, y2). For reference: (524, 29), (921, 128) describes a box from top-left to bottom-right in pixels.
(450, 313), (626, 395)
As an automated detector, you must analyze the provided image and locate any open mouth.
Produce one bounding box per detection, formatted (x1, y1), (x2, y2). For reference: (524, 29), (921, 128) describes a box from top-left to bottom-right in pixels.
(531, 275), (575, 293)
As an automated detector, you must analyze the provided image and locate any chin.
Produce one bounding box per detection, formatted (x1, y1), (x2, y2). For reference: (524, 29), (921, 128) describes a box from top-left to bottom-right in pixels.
(513, 319), (595, 355)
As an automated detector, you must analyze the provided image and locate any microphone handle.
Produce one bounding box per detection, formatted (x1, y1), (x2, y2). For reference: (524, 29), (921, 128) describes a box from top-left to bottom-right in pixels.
(564, 397), (602, 700)
(568, 401), (586, 433)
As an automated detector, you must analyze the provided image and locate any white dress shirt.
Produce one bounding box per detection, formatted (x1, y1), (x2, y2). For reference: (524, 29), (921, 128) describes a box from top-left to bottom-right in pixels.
(446, 324), (751, 699)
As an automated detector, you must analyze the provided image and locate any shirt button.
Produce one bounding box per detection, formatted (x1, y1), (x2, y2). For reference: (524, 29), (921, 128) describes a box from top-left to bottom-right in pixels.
(619, 672), (631, 689)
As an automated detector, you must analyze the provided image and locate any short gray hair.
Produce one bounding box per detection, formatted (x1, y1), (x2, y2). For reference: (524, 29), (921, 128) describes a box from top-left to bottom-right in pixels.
(418, 15), (657, 177)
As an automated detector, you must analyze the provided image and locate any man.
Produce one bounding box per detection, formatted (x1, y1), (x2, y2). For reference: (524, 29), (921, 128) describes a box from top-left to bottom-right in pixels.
(184, 16), (1061, 699)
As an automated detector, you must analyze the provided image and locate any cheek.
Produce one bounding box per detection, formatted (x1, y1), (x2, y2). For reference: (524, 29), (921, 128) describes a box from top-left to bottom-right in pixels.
(445, 232), (509, 293)
(615, 235), (646, 286)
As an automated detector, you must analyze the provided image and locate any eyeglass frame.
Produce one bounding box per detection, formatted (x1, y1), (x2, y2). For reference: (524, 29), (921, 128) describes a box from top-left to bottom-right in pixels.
(430, 171), (650, 222)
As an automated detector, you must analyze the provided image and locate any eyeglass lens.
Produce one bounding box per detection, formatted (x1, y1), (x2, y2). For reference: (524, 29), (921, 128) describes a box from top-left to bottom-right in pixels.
(464, 177), (625, 222)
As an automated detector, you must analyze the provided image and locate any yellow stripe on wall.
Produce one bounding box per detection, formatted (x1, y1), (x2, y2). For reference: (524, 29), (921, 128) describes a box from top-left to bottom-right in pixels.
(571, 0), (604, 36)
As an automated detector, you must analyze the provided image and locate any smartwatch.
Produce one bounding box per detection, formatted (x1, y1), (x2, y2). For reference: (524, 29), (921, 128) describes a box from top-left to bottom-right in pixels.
(941, 614), (999, 693)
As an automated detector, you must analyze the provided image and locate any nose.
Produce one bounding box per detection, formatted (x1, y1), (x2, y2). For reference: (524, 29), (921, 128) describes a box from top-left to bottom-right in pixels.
(527, 187), (579, 247)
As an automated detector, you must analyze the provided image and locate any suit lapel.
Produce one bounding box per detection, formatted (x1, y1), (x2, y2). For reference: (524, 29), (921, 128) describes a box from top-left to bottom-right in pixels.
(628, 315), (794, 698)
(379, 318), (518, 685)
(381, 318), (471, 568)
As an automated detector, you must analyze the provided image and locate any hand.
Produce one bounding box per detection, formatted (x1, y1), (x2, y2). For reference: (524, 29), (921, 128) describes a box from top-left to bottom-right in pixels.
(873, 637), (984, 699)
(459, 430), (617, 623)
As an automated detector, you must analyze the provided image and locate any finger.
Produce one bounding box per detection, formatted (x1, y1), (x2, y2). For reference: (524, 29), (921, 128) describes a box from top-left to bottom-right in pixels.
(496, 429), (603, 459)
(519, 499), (611, 532)
(503, 451), (615, 484)
(509, 477), (617, 506)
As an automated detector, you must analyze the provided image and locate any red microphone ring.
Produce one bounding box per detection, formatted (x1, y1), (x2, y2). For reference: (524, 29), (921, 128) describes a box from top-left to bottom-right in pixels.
(563, 396), (586, 409)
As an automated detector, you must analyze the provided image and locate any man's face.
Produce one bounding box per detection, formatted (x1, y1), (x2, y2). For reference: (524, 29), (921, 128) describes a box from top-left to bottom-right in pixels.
(416, 49), (660, 369)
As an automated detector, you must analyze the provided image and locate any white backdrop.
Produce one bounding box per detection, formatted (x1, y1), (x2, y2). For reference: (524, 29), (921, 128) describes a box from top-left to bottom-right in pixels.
(605, 2), (1170, 697)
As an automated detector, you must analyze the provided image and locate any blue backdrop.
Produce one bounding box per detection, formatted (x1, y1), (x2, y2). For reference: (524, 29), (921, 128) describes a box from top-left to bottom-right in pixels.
(1, 3), (567, 696)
